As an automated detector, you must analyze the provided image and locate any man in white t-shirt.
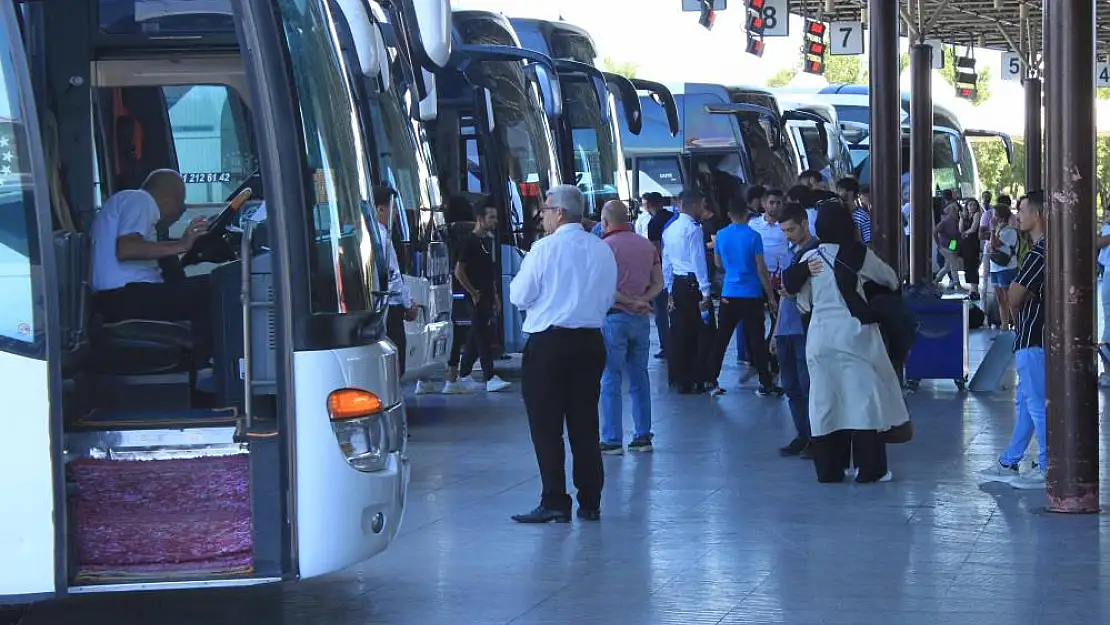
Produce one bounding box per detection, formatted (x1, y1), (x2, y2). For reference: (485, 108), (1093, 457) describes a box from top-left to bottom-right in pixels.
(90, 169), (211, 363)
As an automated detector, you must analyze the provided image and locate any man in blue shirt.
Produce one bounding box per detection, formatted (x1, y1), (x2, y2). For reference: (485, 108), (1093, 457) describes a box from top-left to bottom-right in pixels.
(706, 199), (781, 396)
(773, 203), (818, 457)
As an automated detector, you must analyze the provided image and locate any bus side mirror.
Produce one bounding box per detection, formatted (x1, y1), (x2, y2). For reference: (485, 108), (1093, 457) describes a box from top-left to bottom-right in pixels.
(532, 65), (563, 119)
(417, 69), (438, 122)
(334, 0), (381, 78)
(410, 0), (452, 69)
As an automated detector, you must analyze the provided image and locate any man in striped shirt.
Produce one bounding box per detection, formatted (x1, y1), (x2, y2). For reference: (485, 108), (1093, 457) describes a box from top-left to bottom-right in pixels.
(979, 190), (1046, 489)
(838, 178), (871, 245)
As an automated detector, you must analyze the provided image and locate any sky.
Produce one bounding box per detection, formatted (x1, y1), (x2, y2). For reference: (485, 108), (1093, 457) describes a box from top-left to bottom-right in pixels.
(450, 0), (1110, 136)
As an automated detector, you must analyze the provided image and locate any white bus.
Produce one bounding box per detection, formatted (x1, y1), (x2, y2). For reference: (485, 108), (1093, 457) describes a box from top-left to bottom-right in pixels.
(0, 0), (450, 612)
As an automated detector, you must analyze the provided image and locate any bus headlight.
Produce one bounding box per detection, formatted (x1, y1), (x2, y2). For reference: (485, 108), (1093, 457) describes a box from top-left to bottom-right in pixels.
(327, 389), (402, 472)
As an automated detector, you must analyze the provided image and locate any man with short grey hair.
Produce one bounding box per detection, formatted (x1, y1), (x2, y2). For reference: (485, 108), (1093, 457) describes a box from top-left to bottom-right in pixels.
(598, 200), (662, 455)
(509, 184), (618, 523)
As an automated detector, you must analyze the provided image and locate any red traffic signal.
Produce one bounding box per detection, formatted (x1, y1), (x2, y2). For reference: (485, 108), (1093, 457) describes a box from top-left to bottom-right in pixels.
(747, 0), (765, 9)
(699, 0), (716, 29)
(805, 20), (827, 38)
(804, 59), (826, 75)
(746, 35), (765, 57)
(805, 40), (826, 56)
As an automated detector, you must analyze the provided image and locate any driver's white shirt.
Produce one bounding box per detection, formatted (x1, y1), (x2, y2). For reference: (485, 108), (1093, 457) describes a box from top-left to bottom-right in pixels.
(90, 189), (163, 292)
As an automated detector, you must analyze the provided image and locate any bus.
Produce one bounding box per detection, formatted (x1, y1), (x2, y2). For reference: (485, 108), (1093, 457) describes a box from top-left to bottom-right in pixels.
(350, 0), (453, 382)
(618, 82), (801, 219)
(771, 97), (855, 185)
(425, 9), (564, 353)
(508, 17), (677, 219)
(805, 84), (1013, 199)
(0, 0), (450, 609)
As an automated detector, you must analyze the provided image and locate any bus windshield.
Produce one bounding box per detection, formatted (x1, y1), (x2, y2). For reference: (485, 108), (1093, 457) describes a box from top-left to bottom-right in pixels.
(562, 78), (619, 217)
(0, 19), (41, 357)
(274, 0), (385, 315)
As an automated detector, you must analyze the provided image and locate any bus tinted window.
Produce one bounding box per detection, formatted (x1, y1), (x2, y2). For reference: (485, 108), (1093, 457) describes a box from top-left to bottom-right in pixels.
(99, 0), (235, 36)
(163, 85), (258, 205)
(0, 25), (41, 353)
(636, 156), (684, 198)
(563, 80), (618, 217)
(275, 0), (379, 314)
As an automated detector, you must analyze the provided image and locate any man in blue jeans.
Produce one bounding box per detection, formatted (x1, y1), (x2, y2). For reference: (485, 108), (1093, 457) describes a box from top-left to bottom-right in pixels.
(598, 201), (664, 454)
(773, 203), (819, 457)
(979, 190), (1047, 489)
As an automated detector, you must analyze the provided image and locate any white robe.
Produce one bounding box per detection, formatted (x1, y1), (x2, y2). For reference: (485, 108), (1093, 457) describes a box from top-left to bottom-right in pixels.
(796, 244), (910, 437)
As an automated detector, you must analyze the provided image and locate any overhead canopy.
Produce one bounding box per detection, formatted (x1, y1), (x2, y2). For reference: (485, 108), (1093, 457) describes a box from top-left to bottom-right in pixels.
(792, 1), (1110, 60)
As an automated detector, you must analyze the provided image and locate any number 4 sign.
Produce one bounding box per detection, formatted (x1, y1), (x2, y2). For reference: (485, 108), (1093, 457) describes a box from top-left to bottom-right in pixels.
(1098, 55), (1110, 88)
(830, 21), (864, 56)
(1001, 51), (1022, 82)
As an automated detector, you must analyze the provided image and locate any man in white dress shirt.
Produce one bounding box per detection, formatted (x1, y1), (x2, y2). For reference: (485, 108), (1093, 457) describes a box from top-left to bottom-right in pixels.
(661, 188), (712, 394)
(370, 187), (419, 378)
(508, 184), (618, 524)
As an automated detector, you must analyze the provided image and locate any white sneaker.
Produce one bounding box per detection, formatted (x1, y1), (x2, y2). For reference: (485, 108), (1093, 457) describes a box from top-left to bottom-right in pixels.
(440, 380), (472, 395)
(1011, 467), (1046, 490)
(458, 375), (485, 392)
(486, 375), (511, 392)
(414, 380), (434, 395)
(977, 461), (1022, 483)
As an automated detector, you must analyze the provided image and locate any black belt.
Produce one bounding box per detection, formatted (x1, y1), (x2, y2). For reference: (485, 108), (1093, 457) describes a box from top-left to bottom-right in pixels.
(674, 274), (697, 281)
(537, 326), (602, 334)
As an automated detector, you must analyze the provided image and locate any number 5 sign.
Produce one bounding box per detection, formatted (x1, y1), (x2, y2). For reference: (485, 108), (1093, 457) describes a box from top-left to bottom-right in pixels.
(761, 0), (789, 37)
(1001, 51), (1022, 81)
(830, 21), (864, 56)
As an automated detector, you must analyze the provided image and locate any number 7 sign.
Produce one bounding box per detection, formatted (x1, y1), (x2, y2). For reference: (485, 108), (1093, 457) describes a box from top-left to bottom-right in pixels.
(830, 21), (864, 56)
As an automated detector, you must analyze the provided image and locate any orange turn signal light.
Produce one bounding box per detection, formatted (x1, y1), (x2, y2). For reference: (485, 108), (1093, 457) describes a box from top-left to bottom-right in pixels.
(327, 388), (384, 421)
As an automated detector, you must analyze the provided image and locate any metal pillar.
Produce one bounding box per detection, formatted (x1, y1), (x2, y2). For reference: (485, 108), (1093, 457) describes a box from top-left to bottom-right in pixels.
(1024, 77), (1042, 191)
(867, 0), (901, 270)
(1043, 0), (1099, 513)
(908, 43), (933, 286)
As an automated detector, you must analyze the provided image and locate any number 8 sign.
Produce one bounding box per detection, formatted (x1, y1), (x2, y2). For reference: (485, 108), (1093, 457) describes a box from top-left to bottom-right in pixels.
(830, 21), (864, 56)
(761, 0), (789, 37)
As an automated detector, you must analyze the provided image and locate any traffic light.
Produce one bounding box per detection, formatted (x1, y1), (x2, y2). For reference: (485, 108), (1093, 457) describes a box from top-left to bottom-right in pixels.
(699, 0), (716, 30)
(802, 19), (826, 75)
(745, 0), (765, 56)
(954, 56), (978, 99)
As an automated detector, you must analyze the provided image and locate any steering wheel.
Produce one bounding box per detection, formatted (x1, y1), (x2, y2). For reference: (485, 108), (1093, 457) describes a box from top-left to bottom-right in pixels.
(180, 187), (253, 267)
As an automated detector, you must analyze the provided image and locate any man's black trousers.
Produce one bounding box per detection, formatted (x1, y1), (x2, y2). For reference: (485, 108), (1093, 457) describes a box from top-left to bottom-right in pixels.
(521, 327), (606, 511)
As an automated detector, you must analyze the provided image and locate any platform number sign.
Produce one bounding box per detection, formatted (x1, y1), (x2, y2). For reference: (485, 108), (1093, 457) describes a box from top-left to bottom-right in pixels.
(760, 0), (788, 36)
(1098, 55), (1110, 88)
(829, 21), (863, 56)
(924, 39), (945, 69)
(1001, 51), (1022, 82)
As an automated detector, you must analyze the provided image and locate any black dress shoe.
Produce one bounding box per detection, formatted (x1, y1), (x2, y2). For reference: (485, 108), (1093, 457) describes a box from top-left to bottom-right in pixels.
(511, 506), (571, 524)
(779, 438), (807, 457)
(577, 508), (601, 521)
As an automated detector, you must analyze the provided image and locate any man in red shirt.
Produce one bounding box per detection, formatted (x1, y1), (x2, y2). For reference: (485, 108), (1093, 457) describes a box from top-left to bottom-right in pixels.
(599, 201), (663, 455)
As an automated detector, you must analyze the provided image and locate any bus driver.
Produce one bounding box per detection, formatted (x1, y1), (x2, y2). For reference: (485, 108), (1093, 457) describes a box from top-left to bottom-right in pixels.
(89, 169), (213, 366)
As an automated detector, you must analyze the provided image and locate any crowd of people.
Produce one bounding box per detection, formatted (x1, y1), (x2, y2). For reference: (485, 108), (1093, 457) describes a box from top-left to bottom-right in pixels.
(409, 168), (1063, 520)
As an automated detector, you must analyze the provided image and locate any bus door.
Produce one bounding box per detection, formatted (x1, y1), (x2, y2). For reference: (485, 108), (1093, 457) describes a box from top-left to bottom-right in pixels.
(0, 1), (64, 604)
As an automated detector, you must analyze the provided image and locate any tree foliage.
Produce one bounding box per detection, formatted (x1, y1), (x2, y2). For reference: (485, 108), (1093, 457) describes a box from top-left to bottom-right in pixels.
(764, 54), (865, 87)
(974, 136), (1110, 205)
(600, 56), (639, 79)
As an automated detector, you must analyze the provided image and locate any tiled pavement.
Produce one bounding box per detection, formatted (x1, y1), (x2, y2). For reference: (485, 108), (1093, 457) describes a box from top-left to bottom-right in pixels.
(23, 329), (1110, 625)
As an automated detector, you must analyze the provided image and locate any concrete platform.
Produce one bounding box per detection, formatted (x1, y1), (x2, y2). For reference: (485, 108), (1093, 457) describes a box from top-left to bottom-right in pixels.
(20, 327), (1110, 625)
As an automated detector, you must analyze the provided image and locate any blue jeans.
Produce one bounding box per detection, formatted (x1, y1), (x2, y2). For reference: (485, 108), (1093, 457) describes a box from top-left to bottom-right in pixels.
(600, 312), (652, 444)
(776, 334), (810, 441)
(1000, 347), (1047, 468)
(653, 290), (669, 354)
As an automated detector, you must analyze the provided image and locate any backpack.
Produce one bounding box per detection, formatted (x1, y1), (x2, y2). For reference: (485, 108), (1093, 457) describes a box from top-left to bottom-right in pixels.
(989, 227), (1016, 266)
